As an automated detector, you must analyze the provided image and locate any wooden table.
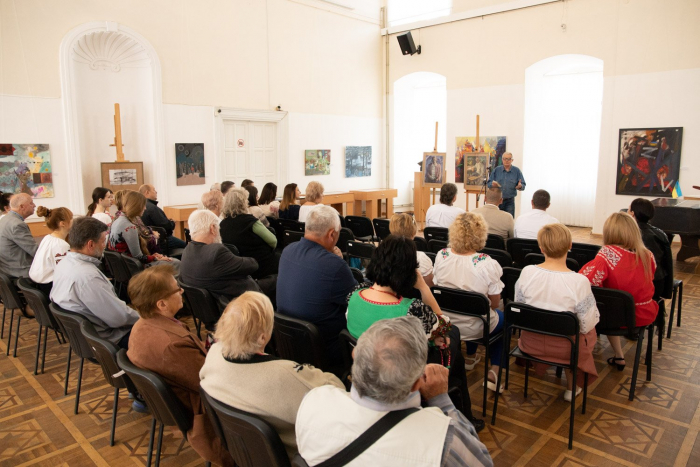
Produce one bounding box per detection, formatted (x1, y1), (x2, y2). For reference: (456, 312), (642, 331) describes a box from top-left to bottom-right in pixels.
(323, 191), (355, 216)
(350, 188), (398, 219)
(163, 204), (199, 240)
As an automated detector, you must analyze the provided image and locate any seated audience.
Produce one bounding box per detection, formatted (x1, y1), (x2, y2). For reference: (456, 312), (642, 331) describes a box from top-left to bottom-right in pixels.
(628, 198), (673, 300)
(0, 193), (38, 279)
(51, 217), (138, 348)
(210, 182), (221, 192)
(296, 317), (493, 467)
(389, 213), (433, 286)
(346, 235), (480, 428)
(298, 181), (324, 223)
(200, 292), (344, 459)
(580, 212), (657, 371)
(220, 180), (235, 195)
(514, 189), (559, 239)
(139, 184), (187, 250)
(200, 190), (224, 217)
(220, 188), (278, 279)
(278, 183), (302, 220)
(245, 185), (270, 227)
(0, 191), (12, 218)
(115, 189), (161, 255)
(277, 205), (356, 367)
(241, 179), (254, 188)
(432, 212), (505, 391)
(109, 191), (180, 270)
(29, 207), (72, 296)
(472, 187), (514, 239)
(516, 223), (600, 400)
(86, 187), (114, 225)
(127, 265), (233, 467)
(258, 182), (280, 217)
(425, 183), (466, 228)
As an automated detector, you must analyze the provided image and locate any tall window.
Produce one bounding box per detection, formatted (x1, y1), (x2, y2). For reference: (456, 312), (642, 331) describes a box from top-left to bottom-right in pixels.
(387, 0), (452, 27)
(522, 55), (604, 227)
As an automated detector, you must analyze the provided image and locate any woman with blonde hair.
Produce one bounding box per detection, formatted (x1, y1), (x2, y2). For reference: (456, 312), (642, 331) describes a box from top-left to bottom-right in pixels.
(389, 213), (434, 286)
(580, 212), (656, 371)
(516, 223), (600, 401)
(432, 211), (505, 392)
(29, 206), (73, 295)
(278, 183), (301, 220)
(200, 291), (343, 459)
(298, 181), (324, 223)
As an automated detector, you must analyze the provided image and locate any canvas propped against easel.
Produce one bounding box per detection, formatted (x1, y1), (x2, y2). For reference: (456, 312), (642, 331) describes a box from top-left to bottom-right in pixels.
(101, 103), (144, 192)
(464, 115), (489, 210)
(421, 122), (447, 205)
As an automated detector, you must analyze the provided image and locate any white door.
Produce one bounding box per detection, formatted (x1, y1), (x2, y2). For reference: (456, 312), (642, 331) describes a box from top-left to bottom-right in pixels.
(222, 119), (277, 186)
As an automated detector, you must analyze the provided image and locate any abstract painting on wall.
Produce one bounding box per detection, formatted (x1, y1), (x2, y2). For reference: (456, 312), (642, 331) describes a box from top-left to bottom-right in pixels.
(176, 143), (206, 186)
(345, 146), (372, 178)
(0, 144), (54, 198)
(305, 150), (331, 176)
(455, 136), (506, 183)
(616, 127), (683, 197)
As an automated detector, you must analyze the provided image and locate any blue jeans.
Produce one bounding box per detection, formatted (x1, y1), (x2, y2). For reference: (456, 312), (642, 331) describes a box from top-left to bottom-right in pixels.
(466, 309), (505, 366)
(167, 235), (187, 250)
(498, 198), (515, 217)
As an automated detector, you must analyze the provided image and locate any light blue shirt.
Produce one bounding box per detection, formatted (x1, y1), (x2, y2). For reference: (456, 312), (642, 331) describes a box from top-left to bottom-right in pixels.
(487, 165), (526, 199)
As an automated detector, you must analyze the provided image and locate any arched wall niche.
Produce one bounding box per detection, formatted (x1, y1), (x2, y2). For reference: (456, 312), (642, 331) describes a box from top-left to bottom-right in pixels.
(60, 21), (166, 213)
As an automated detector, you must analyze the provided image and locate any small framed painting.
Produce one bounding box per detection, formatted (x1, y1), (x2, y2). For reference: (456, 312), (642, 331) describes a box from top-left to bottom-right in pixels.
(422, 152), (446, 188)
(101, 161), (144, 193)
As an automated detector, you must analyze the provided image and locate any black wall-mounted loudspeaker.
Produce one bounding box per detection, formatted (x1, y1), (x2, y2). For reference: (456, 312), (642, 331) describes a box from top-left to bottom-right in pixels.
(397, 31), (421, 56)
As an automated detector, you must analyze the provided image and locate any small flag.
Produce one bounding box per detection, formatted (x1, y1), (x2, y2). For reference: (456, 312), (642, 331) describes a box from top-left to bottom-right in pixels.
(672, 182), (683, 199)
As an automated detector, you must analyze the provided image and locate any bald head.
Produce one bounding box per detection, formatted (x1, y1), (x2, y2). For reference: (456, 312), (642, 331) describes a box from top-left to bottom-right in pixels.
(484, 187), (503, 205)
(10, 193), (35, 219)
(139, 184), (157, 200)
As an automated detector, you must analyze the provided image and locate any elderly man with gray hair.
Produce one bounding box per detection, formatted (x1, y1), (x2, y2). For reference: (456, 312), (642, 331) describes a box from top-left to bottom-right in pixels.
(277, 205), (357, 370)
(0, 193), (38, 279)
(296, 316), (493, 467)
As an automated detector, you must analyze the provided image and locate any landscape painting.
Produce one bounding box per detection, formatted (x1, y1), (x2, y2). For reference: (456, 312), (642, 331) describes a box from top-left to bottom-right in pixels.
(345, 146), (372, 178)
(455, 136), (506, 183)
(305, 149), (331, 176)
(176, 143), (206, 186)
(0, 144), (54, 198)
(616, 127), (683, 197)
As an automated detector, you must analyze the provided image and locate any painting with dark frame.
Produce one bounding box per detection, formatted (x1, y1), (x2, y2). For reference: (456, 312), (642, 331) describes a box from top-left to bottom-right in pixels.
(176, 143), (206, 186)
(422, 152), (446, 188)
(616, 127), (683, 197)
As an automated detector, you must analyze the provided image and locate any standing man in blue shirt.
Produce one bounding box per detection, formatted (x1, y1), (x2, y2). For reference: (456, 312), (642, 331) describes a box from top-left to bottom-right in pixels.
(487, 152), (525, 217)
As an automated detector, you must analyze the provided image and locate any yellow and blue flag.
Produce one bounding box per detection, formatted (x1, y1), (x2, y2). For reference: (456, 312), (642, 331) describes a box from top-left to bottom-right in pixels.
(672, 182), (683, 199)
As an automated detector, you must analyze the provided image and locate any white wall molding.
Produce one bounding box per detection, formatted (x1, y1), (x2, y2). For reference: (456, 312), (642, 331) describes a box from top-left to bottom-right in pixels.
(72, 31), (151, 72)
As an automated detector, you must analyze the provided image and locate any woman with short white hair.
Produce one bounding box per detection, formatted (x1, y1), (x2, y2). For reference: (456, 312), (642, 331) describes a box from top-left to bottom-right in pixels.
(200, 190), (224, 217)
(199, 292), (343, 459)
(298, 181), (325, 223)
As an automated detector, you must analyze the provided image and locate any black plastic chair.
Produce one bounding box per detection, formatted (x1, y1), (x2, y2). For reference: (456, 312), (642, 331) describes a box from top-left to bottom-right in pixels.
(224, 243), (240, 256)
(346, 241), (376, 265)
(506, 238), (542, 268)
(338, 329), (358, 388)
(17, 278), (65, 374)
(432, 287), (503, 416)
(103, 251), (132, 299)
(425, 252), (436, 264)
(667, 279), (684, 339)
(592, 286), (654, 401)
(121, 254), (145, 278)
(273, 313), (328, 371)
(0, 270), (27, 357)
(500, 267), (522, 305)
(201, 387), (290, 467)
(567, 242), (601, 272)
(492, 303), (587, 449)
(49, 303), (97, 414)
(428, 239), (448, 254)
(414, 236), (429, 252)
(486, 234), (507, 250)
(179, 280), (222, 339)
(480, 248), (513, 269)
(424, 227), (448, 242)
(267, 217), (285, 246)
(345, 215), (377, 242)
(278, 219), (304, 233)
(283, 230), (304, 248)
(350, 267), (365, 284)
(116, 350), (207, 467)
(372, 218), (392, 241)
(524, 253), (579, 272)
(80, 321), (138, 447)
(337, 228), (355, 254)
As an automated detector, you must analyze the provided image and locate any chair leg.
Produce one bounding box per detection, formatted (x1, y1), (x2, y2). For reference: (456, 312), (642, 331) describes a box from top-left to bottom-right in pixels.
(146, 418), (156, 467)
(41, 327), (48, 374)
(110, 387), (119, 447)
(555, 367), (563, 378)
(492, 359), (506, 425)
(54, 329), (64, 345)
(524, 360), (530, 398)
(629, 330), (645, 401)
(582, 373), (589, 415)
(646, 325), (654, 382)
(0, 305), (5, 339)
(568, 365), (578, 450)
(74, 358), (84, 414)
(668, 287), (677, 339)
(155, 422), (165, 467)
(677, 282), (683, 327)
(12, 315), (21, 357)
(6, 308), (14, 356)
(34, 325), (43, 375)
(482, 343), (489, 417)
(64, 346), (72, 395)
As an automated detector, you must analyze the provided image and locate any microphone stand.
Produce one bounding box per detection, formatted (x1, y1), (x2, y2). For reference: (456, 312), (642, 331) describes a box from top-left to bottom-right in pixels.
(476, 163), (492, 203)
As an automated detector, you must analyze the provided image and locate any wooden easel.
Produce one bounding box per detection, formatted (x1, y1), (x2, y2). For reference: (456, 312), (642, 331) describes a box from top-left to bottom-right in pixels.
(465, 115), (486, 211)
(101, 103), (144, 191)
(109, 103), (128, 162)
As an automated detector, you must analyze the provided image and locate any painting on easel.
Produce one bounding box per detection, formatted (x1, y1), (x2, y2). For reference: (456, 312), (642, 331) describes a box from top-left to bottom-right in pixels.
(176, 143), (206, 186)
(455, 136), (506, 183)
(422, 152), (446, 187)
(0, 144), (54, 198)
(463, 153), (489, 190)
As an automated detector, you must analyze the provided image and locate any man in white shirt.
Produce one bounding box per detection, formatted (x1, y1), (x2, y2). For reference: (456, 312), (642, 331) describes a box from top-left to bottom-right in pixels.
(514, 189), (559, 239)
(472, 187), (514, 239)
(425, 183), (466, 228)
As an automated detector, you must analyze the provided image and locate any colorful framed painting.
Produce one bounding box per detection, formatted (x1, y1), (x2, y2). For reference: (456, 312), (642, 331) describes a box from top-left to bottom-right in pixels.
(345, 146), (372, 178)
(176, 143), (206, 186)
(463, 153), (490, 190)
(455, 136), (506, 183)
(305, 150), (331, 176)
(0, 144), (54, 198)
(616, 127), (683, 197)
(422, 152), (446, 188)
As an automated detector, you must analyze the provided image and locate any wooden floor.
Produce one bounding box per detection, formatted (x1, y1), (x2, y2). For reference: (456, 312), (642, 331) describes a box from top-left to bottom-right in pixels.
(1, 227), (699, 466)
